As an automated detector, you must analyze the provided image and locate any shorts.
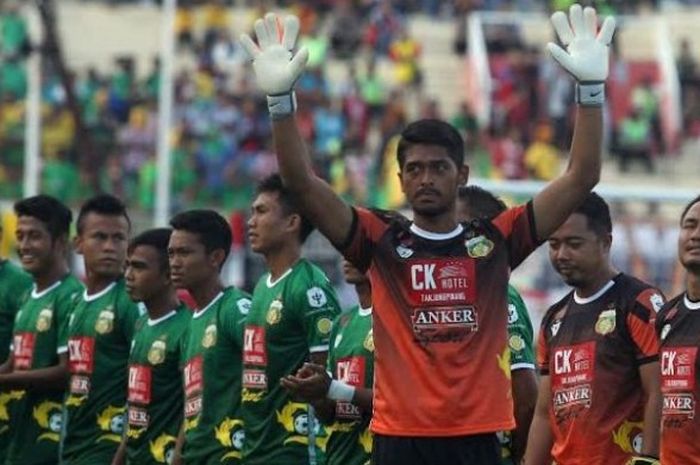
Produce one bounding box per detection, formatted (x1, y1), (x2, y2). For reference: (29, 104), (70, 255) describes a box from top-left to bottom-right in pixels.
(372, 432), (501, 465)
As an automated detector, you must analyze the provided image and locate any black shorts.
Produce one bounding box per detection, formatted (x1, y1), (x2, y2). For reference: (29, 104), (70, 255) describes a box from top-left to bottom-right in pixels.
(372, 433), (501, 465)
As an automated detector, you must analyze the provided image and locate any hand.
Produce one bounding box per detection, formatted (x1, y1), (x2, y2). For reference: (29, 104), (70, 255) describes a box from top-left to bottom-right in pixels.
(240, 13), (309, 96)
(625, 456), (660, 465)
(547, 4), (616, 83)
(280, 363), (331, 402)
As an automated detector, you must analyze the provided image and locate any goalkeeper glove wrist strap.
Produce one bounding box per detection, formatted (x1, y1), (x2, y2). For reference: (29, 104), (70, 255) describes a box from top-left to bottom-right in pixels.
(576, 82), (605, 107)
(267, 92), (297, 120)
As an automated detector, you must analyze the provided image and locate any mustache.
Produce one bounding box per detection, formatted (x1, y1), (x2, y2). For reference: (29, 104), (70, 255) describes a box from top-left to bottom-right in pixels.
(416, 188), (440, 197)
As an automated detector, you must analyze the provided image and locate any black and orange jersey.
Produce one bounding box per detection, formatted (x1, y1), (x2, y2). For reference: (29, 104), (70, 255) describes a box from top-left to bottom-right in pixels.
(657, 293), (700, 465)
(340, 203), (539, 436)
(537, 273), (663, 465)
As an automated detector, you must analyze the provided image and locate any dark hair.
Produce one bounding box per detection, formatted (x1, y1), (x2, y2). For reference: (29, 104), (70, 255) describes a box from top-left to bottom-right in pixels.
(680, 195), (700, 225)
(14, 195), (72, 240)
(256, 174), (314, 243)
(128, 228), (172, 272)
(77, 194), (131, 234)
(169, 209), (232, 262)
(396, 119), (465, 169)
(574, 192), (612, 238)
(457, 185), (507, 220)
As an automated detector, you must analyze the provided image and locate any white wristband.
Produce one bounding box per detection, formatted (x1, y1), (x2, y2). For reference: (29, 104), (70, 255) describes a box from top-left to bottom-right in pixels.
(267, 92), (297, 119)
(326, 380), (356, 402)
(576, 82), (605, 107)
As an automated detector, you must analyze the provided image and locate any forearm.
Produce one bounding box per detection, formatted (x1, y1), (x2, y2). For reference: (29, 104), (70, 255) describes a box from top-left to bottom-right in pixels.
(566, 106), (602, 190)
(311, 398), (336, 424)
(511, 371), (538, 463)
(0, 358), (12, 375)
(172, 422), (185, 465)
(0, 364), (69, 391)
(641, 390), (661, 456)
(111, 435), (127, 465)
(272, 116), (316, 192)
(523, 411), (554, 465)
(352, 387), (373, 413)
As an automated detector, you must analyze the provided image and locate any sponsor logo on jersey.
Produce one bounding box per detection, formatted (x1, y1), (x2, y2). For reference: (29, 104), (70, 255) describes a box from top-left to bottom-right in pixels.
(595, 309), (616, 335)
(96, 405), (125, 443)
(95, 308), (115, 335)
(363, 328), (374, 352)
(33, 400), (62, 442)
(201, 324), (217, 348)
(661, 347), (697, 421)
(148, 340), (166, 365)
(650, 293), (664, 313)
(661, 324), (671, 341)
(507, 303), (518, 324)
(307, 287), (328, 308)
(13, 332), (36, 370)
(128, 407), (149, 430)
(183, 355), (203, 425)
(411, 307), (479, 343)
(406, 259), (476, 307)
(149, 432), (176, 464)
(266, 299), (283, 325)
(395, 244), (414, 258)
(128, 364), (152, 404)
(237, 298), (251, 315)
(215, 418), (245, 460)
(466, 235), (494, 258)
(335, 356), (366, 420)
(316, 317), (332, 335)
(551, 342), (596, 421)
(36, 308), (53, 332)
(68, 336), (96, 374)
(242, 369), (267, 390)
(243, 326), (267, 365)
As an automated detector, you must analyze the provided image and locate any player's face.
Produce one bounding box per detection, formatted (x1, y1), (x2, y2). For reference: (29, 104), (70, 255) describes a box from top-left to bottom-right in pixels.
(16, 216), (60, 276)
(342, 260), (368, 285)
(548, 214), (610, 288)
(125, 245), (170, 303)
(75, 213), (129, 280)
(679, 201), (700, 272)
(248, 192), (295, 254)
(168, 230), (218, 291)
(399, 144), (467, 218)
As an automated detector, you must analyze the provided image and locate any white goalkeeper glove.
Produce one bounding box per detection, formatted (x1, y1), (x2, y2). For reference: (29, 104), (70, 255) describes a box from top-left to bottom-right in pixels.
(548, 3), (616, 106)
(240, 13), (309, 118)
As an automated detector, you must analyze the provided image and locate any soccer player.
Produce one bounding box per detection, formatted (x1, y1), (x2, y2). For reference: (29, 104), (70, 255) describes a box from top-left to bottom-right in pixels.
(168, 210), (251, 464)
(63, 195), (143, 465)
(656, 194), (700, 464)
(0, 208), (32, 463)
(0, 196), (81, 465)
(111, 228), (190, 465)
(241, 174), (341, 465)
(281, 259), (374, 465)
(241, 4), (614, 464)
(456, 186), (538, 465)
(525, 193), (664, 465)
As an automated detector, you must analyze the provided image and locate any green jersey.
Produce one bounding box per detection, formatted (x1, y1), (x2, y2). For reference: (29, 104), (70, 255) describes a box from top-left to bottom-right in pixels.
(325, 306), (373, 465)
(126, 305), (191, 465)
(63, 279), (143, 465)
(181, 287), (251, 465)
(0, 260), (31, 464)
(5, 275), (82, 465)
(242, 259), (341, 465)
(499, 284), (535, 465)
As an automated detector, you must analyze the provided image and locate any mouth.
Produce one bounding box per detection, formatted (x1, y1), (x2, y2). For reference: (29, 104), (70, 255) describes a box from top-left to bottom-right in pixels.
(416, 190), (440, 200)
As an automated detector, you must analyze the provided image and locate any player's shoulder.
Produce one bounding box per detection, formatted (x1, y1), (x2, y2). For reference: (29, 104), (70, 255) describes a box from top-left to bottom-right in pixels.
(61, 274), (85, 295)
(657, 293), (684, 323)
(542, 291), (573, 326)
(221, 286), (252, 316)
(615, 273), (665, 314)
(359, 207), (409, 228)
(291, 259), (333, 286)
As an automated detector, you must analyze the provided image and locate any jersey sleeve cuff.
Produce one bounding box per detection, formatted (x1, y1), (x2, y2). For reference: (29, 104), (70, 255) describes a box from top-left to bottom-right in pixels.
(636, 354), (659, 365)
(57, 346), (68, 355)
(309, 345), (329, 353)
(510, 362), (536, 371)
(335, 207), (359, 252)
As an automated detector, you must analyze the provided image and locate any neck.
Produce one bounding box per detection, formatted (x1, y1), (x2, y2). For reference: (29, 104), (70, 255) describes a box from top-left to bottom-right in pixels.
(34, 259), (69, 292)
(190, 278), (224, 310)
(144, 288), (180, 321)
(86, 272), (120, 295)
(687, 273), (700, 301)
(413, 210), (459, 234)
(355, 282), (372, 309)
(264, 243), (301, 282)
(576, 266), (618, 299)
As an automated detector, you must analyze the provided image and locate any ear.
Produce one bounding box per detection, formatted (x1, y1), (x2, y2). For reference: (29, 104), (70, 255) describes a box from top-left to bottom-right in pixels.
(73, 234), (83, 255)
(209, 249), (227, 270)
(287, 213), (301, 235)
(458, 163), (470, 186)
(600, 232), (613, 252)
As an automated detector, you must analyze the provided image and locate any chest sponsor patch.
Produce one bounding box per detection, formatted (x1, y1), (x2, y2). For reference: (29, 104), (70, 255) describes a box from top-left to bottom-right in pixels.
(242, 368), (267, 390)
(183, 356), (203, 419)
(551, 341), (596, 421)
(128, 406), (149, 429)
(243, 326), (267, 365)
(128, 364), (152, 405)
(13, 332), (36, 370)
(335, 356), (366, 420)
(661, 347), (697, 422)
(68, 336), (96, 374)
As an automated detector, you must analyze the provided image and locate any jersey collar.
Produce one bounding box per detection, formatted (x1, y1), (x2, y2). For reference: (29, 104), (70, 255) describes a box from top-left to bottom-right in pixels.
(573, 279), (615, 305)
(84, 281), (118, 302)
(358, 306), (372, 316)
(193, 291), (224, 319)
(684, 294), (700, 310)
(31, 280), (62, 299)
(409, 223), (463, 241)
(266, 267), (294, 288)
(147, 309), (178, 326)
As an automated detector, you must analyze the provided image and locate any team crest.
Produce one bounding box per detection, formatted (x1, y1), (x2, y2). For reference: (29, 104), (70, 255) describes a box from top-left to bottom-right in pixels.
(660, 324), (671, 341)
(95, 309), (115, 335)
(363, 329), (374, 352)
(36, 308), (53, 332)
(466, 235), (494, 258)
(316, 318), (332, 335)
(396, 244), (414, 258)
(148, 340), (166, 365)
(306, 287), (328, 308)
(595, 309), (616, 335)
(266, 299), (283, 325)
(509, 334), (525, 352)
(202, 324), (217, 348)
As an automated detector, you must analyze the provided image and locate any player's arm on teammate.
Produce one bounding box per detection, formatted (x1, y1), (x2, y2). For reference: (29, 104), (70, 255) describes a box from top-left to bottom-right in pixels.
(524, 325), (554, 465)
(512, 369), (538, 462)
(530, 5), (616, 241)
(110, 435), (127, 465)
(240, 14), (353, 248)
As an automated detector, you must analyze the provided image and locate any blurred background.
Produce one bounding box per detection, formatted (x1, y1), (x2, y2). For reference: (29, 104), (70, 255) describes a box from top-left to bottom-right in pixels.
(0, 0), (699, 324)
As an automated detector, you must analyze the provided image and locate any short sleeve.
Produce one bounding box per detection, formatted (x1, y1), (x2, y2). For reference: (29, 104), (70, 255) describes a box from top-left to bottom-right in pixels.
(491, 202), (541, 269)
(627, 288), (664, 364)
(55, 289), (79, 355)
(507, 289), (535, 370)
(536, 327), (550, 376)
(293, 276), (342, 355)
(220, 293), (251, 349)
(340, 207), (390, 273)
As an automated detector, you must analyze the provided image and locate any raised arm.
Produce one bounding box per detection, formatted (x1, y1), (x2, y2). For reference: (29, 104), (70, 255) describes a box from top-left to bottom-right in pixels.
(532, 5), (616, 240)
(240, 14), (354, 247)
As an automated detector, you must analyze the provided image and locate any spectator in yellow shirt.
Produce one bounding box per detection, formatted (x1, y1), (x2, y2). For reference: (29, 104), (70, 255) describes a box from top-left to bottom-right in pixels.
(524, 122), (560, 180)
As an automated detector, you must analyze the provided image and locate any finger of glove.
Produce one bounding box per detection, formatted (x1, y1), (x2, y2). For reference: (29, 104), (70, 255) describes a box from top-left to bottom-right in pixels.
(596, 16), (616, 46)
(569, 4), (586, 38)
(584, 6), (597, 39)
(550, 11), (574, 45)
(289, 46), (309, 79)
(254, 18), (272, 49)
(282, 15), (300, 51)
(239, 33), (261, 60)
(547, 42), (576, 75)
(265, 12), (281, 44)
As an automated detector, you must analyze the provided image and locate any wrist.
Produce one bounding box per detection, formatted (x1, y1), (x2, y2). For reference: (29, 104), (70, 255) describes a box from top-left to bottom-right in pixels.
(326, 379), (356, 402)
(575, 82), (605, 107)
(267, 92), (297, 120)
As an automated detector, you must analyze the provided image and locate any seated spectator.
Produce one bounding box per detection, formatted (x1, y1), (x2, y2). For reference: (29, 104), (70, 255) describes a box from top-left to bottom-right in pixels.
(615, 107), (654, 173)
(524, 122), (560, 180)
